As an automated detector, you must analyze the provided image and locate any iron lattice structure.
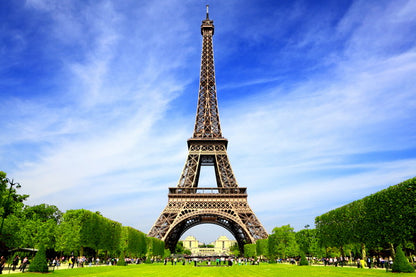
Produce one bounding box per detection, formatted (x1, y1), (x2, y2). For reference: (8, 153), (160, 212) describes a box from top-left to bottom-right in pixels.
(148, 6), (268, 253)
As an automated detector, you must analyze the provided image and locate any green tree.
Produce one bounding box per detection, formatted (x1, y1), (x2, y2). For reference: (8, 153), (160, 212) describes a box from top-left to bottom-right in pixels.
(19, 204), (62, 249)
(124, 226), (147, 257)
(55, 210), (82, 255)
(256, 239), (268, 257)
(315, 177), (416, 258)
(175, 241), (185, 254)
(296, 228), (324, 258)
(244, 244), (257, 258)
(296, 229), (311, 255)
(0, 172), (28, 240)
(28, 243), (48, 272)
(392, 245), (415, 273)
(230, 242), (240, 257)
(269, 225), (299, 259)
(55, 209), (122, 257)
(146, 237), (164, 257)
(299, 251), (309, 266)
(164, 248), (172, 258)
(117, 251), (127, 266)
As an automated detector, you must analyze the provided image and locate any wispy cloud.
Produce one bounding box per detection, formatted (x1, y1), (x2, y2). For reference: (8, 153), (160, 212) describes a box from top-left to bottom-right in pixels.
(1, 0), (415, 243)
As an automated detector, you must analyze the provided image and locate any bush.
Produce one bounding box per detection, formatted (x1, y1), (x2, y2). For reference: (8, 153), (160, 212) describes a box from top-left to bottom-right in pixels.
(117, 252), (127, 266)
(28, 244), (48, 272)
(299, 252), (309, 266)
(392, 245), (415, 273)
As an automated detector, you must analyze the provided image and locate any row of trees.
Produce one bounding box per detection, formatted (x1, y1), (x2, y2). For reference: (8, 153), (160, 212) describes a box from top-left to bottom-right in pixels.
(242, 224), (324, 260)
(315, 177), (416, 258)
(2, 170), (415, 266)
(1, 171), (165, 259)
(241, 177), (415, 263)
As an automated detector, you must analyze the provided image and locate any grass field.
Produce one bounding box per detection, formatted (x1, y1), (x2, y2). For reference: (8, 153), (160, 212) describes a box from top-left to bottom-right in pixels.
(14, 263), (416, 277)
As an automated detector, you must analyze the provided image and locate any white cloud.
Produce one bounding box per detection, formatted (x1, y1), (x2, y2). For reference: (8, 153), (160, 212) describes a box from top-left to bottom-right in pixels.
(1, 0), (415, 242)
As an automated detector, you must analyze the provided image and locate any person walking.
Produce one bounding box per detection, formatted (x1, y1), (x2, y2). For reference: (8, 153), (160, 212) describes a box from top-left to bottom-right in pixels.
(0, 256), (6, 274)
(12, 255), (19, 271)
(20, 257), (29, 273)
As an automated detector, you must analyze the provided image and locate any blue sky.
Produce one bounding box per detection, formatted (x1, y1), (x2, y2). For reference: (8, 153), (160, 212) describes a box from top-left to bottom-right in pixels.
(1, 0), (416, 243)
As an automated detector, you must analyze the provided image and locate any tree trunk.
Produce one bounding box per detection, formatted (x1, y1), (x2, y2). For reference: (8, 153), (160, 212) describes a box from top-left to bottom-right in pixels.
(389, 242), (395, 258)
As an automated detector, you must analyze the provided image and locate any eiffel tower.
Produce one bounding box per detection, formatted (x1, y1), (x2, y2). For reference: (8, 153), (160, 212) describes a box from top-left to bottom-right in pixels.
(148, 6), (268, 252)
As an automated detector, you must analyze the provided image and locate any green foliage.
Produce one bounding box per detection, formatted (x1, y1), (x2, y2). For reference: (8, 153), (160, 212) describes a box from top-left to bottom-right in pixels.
(147, 236), (165, 257)
(268, 225), (299, 259)
(315, 177), (416, 254)
(117, 252), (127, 266)
(392, 245), (415, 273)
(0, 173), (162, 259)
(0, 172), (28, 242)
(0, 172), (29, 215)
(123, 226), (147, 257)
(164, 248), (172, 258)
(295, 228), (323, 257)
(244, 244), (257, 258)
(175, 241), (185, 254)
(299, 251), (309, 266)
(230, 242), (240, 256)
(28, 243), (48, 272)
(55, 209), (131, 257)
(19, 204), (62, 249)
(23, 203), (62, 223)
(256, 239), (268, 257)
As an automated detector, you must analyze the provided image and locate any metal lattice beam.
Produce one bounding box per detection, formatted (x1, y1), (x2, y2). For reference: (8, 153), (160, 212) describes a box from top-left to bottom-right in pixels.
(148, 7), (268, 253)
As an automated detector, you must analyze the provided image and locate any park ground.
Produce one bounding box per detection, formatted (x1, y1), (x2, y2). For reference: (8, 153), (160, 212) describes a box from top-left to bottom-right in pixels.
(3, 263), (416, 277)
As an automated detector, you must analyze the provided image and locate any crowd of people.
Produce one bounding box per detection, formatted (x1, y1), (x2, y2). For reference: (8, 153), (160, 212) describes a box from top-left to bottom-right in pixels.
(319, 256), (397, 269)
(161, 256), (261, 267)
(0, 253), (414, 273)
(0, 255), (30, 273)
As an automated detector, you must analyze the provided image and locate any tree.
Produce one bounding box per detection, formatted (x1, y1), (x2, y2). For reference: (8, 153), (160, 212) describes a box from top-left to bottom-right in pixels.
(19, 204), (62, 249)
(269, 225), (299, 259)
(55, 209), (122, 257)
(0, 172), (28, 237)
(296, 229), (311, 255)
(28, 243), (48, 272)
(1, 172), (29, 251)
(315, 177), (416, 258)
(123, 226), (147, 257)
(55, 210), (82, 255)
(230, 242), (240, 257)
(117, 251), (127, 266)
(392, 245), (415, 273)
(175, 241), (185, 254)
(256, 239), (268, 257)
(146, 237), (164, 257)
(244, 244), (257, 258)
(296, 228), (324, 258)
(299, 251), (309, 266)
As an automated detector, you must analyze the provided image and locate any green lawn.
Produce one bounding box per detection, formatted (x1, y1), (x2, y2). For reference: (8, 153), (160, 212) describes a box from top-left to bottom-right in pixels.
(17, 263), (416, 277)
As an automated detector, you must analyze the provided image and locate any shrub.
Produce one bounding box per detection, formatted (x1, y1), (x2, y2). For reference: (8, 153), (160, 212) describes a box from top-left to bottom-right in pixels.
(299, 252), (309, 266)
(392, 245), (415, 273)
(28, 244), (48, 272)
(117, 252), (127, 266)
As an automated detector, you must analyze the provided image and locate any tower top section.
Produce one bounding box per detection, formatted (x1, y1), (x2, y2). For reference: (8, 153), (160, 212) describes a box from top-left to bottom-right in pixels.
(193, 5), (222, 139)
(201, 5), (214, 35)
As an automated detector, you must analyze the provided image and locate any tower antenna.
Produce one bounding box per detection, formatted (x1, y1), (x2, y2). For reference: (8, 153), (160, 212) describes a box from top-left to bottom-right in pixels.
(206, 4), (209, 19)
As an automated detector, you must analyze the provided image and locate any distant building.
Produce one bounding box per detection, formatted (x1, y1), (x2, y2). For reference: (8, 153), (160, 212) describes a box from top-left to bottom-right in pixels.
(181, 235), (236, 256)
